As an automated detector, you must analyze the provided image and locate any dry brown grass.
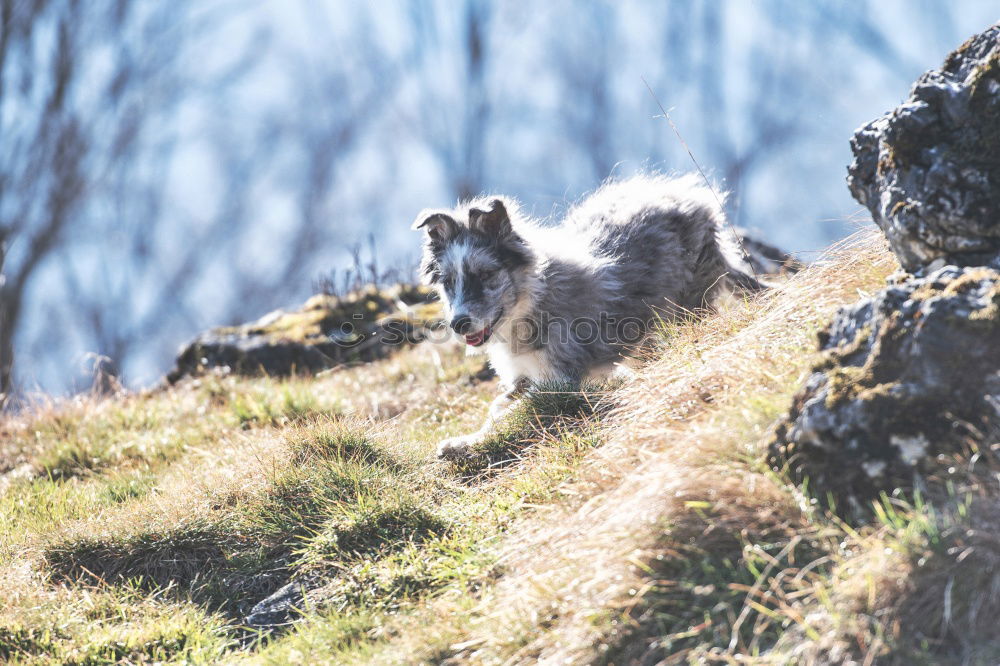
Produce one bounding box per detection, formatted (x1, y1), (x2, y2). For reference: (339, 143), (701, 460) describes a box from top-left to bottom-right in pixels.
(372, 230), (902, 664)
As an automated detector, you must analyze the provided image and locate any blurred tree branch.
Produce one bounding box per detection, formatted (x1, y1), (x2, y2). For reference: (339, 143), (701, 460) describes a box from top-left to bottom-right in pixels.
(1, 1), (88, 403)
(0, 0), (981, 402)
(0, 1), (222, 403)
(408, 0), (495, 201)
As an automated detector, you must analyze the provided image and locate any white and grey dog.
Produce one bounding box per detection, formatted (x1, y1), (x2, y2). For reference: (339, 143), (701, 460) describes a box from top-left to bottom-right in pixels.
(413, 173), (765, 459)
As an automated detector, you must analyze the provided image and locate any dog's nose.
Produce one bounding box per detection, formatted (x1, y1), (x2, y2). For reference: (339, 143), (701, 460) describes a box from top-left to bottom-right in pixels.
(451, 315), (474, 334)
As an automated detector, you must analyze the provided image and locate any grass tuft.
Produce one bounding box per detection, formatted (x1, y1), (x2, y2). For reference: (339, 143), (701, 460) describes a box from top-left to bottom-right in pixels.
(448, 382), (614, 478)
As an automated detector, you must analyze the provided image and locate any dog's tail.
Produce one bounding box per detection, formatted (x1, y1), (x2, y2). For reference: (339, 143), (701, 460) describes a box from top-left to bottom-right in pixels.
(711, 230), (773, 294)
(713, 223), (777, 293)
(725, 266), (771, 292)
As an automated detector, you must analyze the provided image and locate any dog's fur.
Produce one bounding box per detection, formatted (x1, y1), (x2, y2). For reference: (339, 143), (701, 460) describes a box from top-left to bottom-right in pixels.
(413, 173), (765, 458)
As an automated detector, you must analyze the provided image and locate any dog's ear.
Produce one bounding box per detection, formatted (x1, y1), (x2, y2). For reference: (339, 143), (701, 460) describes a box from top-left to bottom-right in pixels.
(412, 209), (458, 242)
(468, 198), (511, 238)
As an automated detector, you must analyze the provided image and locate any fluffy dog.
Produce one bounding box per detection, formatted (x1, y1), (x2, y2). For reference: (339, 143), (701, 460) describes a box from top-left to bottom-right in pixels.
(413, 173), (765, 458)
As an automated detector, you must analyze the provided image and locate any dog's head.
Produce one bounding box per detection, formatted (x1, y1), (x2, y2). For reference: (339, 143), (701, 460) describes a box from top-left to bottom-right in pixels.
(413, 197), (534, 348)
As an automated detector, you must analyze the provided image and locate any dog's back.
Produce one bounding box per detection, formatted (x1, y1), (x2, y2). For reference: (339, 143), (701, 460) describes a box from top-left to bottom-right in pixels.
(506, 173), (763, 382)
(413, 172), (765, 387)
(558, 173), (760, 316)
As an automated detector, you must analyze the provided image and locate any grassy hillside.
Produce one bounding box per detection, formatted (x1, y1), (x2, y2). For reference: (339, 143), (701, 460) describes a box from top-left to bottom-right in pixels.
(2, 230), (994, 664)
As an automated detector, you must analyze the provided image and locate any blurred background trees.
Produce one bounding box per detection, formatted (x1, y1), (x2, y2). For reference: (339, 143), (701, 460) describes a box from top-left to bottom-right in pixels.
(0, 0), (995, 402)
(0, 1), (202, 401)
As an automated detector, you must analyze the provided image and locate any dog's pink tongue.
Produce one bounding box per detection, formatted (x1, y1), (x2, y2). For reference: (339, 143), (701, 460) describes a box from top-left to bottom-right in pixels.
(464, 327), (489, 347)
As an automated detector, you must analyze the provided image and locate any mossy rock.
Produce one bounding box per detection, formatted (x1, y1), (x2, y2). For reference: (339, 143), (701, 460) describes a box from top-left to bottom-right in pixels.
(847, 22), (1000, 272)
(167, 283), (443, 382)
(768, 266), (1000, 520)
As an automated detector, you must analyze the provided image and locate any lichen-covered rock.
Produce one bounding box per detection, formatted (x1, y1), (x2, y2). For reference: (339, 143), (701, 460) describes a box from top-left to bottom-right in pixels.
(847, 23), (1000, 272)
(768, 266), (1000, 516)
(166, 284), (442, 383)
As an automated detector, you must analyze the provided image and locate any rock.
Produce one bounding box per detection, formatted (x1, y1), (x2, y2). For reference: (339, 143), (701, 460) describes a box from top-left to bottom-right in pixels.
(166, 283), (443, 383)
(244, 577), (318, 628)
(778, 24), (1000, 517)
(847, 23), (1000, 273)
(768, 266), (1000, 517)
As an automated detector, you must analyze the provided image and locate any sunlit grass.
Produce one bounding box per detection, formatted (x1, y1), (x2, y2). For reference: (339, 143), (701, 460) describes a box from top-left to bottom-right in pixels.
(3, 233), (997, 663)
(0, 337), (605, 664)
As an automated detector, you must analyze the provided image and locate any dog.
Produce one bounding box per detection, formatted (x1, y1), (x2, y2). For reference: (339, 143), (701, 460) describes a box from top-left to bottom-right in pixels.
(413, 173), (766, 459)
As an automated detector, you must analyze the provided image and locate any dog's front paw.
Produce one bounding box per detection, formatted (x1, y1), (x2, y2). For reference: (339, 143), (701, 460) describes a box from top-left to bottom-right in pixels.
(437, 434), (481, 460)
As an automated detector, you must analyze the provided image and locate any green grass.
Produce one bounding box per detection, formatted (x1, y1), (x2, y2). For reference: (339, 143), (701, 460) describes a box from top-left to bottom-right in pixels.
(42, 425), (410, 616)
(4, 236), (999, 663)
(447, 382), (613, 478)
(230, 385), (339, 428)
(0, 599), (232, 665)
(0, 341), (606, 664)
